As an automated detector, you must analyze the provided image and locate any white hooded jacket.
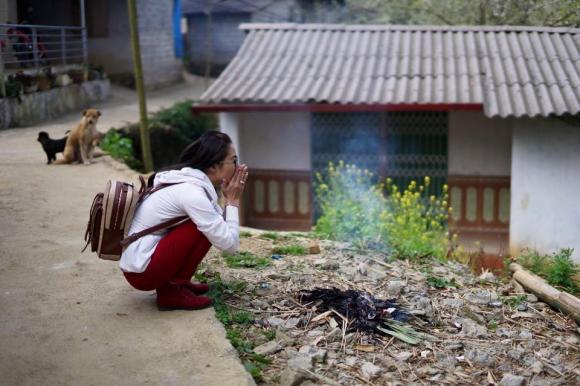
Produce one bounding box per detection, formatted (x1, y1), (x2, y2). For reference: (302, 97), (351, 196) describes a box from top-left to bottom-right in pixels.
(119, 167), (239, 273)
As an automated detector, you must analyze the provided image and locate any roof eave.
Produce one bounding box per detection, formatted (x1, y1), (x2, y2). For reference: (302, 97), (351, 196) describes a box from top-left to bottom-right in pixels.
(191, 103), (484, 113)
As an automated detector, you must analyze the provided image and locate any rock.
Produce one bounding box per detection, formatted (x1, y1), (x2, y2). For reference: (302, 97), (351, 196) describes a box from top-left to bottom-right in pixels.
(266, 317), (285, 327)
(281, 347), (298, 359)
(466, 349), (494, 367)
(276, 330), (296, 346)
(499, 374), (526, 386)
(288, 354), (314, 370)
(420, 350), (431, 358)
(516, 303), (528, 312)
(357, 262), (369, 275)
(282, 317), (301, 330)
(441, 298), (464, 308)
(496, 328), (516, 338)
(386, 280), (406, 296)
(531, 360), (543, 374)
(519, 329), (533, 339)
(254, 340), (283, 356)
(345, 356), (358, 366)
(279, 367), (314, 386)
(298, 345), (327, 363)
(526, 294), (538, 303)
(369, 270), (388, 281)
(479, 271), (497, 282)
(410, 296), (434, 318)
(308, 241), (321, 254)
(465, 289), (499, 305)
(507, 349), (523, 361)
(460, 318), (488, 338)
(361, 361), (382, 379)
(306, 328), (325, 337)
(394, 351), (413, 362)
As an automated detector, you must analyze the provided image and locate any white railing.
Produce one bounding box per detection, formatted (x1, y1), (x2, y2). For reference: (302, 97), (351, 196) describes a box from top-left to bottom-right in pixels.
(0, 23), (87, 71)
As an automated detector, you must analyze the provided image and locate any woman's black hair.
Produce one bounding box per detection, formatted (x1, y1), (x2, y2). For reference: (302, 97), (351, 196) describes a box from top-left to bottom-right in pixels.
(147, 131), (232, 187)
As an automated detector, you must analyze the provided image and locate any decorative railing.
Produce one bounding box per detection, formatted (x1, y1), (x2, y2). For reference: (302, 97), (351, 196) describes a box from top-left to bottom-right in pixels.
(0, 23), (87, 71)
(447, 175), (510, 234)
(243, 169), (312, 231)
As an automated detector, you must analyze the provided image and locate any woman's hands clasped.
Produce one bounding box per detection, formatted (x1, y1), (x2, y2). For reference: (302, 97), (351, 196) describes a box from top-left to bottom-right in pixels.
(222, 164), (249, 207)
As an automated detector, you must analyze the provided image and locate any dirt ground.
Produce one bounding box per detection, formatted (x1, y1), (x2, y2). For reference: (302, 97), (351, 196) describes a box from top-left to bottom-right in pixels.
(0, 78), (254, 386)
(202, 235), (580, 385)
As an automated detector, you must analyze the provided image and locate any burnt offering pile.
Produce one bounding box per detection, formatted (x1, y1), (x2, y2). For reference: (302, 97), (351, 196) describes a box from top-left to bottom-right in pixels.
(300, 287), (427, 344)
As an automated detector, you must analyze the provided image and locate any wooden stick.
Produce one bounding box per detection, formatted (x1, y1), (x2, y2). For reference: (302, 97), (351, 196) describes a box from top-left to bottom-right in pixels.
(510, 263), (580, 323)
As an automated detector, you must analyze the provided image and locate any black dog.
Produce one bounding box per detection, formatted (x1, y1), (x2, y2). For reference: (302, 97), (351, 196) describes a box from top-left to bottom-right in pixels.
(37, 131), (68, 164)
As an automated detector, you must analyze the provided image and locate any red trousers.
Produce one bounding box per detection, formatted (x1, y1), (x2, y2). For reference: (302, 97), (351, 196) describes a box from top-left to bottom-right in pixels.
(124, 221), (211, 291)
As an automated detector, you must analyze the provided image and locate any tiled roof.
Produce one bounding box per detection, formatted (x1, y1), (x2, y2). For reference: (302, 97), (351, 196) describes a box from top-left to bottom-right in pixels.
(199, 23), (580, 118)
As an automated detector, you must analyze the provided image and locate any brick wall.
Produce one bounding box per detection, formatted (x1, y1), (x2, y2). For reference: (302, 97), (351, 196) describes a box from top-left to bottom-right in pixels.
(137, 0), (182, 88)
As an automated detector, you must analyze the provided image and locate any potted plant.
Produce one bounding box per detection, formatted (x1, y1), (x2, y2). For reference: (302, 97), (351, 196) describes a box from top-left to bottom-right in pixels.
(88, 64), (106, 81)
(68, 68), (88, 84)
(3, 75), (23, 98)
(14, 71), (38, 94)
(36, 73), (51, 91)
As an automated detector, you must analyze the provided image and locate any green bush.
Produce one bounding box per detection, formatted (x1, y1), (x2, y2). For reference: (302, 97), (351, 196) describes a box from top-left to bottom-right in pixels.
(518, 248), (578, 294)
(314, 161), (453, 260)
(381, 176), (451, 260)
(153, 99), (217, 142)
(105, 100), (217, 171)
(100, 130), (143, 171)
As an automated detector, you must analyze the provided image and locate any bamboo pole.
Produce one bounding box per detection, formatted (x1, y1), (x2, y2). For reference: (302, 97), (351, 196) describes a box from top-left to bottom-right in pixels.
(510, 263), (580, 324)
(127, 0), (153, 172)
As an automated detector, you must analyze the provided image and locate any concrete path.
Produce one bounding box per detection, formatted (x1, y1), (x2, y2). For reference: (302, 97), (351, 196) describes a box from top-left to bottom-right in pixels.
(0, 77), (255, 386)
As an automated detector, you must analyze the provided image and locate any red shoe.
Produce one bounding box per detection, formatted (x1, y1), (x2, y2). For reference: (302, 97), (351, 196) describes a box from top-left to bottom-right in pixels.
(156, 282), (212, 311)
(171, 279), (210, 295)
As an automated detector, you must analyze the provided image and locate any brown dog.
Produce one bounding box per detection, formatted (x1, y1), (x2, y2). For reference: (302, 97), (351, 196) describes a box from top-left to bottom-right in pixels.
(55, 109), (101, 164)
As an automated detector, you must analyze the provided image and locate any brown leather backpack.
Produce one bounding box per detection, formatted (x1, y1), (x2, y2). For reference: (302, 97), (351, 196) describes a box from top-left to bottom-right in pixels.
(82, 176), (187, 260)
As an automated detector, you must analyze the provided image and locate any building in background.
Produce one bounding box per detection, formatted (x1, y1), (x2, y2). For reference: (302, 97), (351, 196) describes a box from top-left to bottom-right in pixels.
(182, 0), (345, 76)
(193, 23), (580, 263)
(0, 0), (183, 89)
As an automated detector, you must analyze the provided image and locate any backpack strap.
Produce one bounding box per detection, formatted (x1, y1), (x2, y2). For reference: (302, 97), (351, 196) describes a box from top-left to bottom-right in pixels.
(120, 215), (188, 247)
(120, 181), (218, 248)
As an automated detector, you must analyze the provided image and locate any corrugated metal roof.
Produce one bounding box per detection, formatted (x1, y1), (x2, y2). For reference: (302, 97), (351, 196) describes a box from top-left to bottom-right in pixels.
(199, 23), (580, 118)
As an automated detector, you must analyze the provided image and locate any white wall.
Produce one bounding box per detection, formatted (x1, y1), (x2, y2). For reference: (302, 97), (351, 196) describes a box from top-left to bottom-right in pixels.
(219, 112), (242, 159)
(510, 117), (580, 262)
(449, 111), (512, 176)
(233, 111), (311, 171)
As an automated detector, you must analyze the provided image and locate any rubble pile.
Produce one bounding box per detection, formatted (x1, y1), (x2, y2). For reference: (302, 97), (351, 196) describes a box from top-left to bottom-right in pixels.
(202, 235), (580, 385)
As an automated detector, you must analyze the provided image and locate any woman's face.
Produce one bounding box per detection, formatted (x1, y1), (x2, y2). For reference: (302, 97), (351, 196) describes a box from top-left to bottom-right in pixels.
(216, 145), (238, 182)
